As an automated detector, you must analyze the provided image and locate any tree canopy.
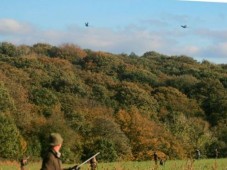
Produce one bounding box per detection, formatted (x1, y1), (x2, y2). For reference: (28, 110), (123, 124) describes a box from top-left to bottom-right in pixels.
(0, 42), (226, 161)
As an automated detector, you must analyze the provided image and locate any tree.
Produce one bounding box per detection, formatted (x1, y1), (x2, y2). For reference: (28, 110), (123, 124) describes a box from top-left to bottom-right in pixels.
(189, 78), (227, 126)
(114, 82), (158, 117)
(206, 120), (227, 158)
(91, 117), (132, 160)
(32, 43), (53, 56)
(0, 114), (26, 159)
(115, 108), (183, 160)
(0, 81), (15, 112)
(30, 88), (58, 106)
(152, 86), (204, 122)
(0, 42), (19, 57)
(166, 74), (199, 94)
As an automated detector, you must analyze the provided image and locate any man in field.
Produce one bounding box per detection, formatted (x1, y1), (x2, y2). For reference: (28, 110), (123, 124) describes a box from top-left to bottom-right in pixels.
(195, 149), (201, 159)
(20, 156), (29, 170)
(215, 148), (219, 159)
(153, 151), (158, 165)
(40, 133), (79, 170)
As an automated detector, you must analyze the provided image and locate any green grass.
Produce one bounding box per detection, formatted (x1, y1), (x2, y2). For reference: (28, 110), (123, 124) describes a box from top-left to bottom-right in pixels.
(0, 159), (226, 170)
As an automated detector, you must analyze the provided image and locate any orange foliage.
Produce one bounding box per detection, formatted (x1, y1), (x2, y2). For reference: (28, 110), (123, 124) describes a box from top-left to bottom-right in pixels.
(60, 43), (87, 59)
(115, 107), (187, 159)
(116, 108), (160, 159)
(38, 56), (74, 72)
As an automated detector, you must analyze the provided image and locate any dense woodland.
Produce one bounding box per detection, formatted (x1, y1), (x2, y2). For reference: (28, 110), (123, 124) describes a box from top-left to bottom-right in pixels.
(0, 42), (226, 162)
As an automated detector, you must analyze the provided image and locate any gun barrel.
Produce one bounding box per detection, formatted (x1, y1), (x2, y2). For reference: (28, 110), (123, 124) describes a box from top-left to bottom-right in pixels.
(77, 152), (100, 168)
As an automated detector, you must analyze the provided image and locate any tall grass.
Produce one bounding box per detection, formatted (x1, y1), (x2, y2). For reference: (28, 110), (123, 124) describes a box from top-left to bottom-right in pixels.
(0, 160), (20, 170)
(0, 159), (226, 170)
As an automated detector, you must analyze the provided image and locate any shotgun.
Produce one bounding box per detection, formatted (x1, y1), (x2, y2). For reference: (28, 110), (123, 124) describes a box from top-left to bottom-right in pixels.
(73, 152), (100, 170)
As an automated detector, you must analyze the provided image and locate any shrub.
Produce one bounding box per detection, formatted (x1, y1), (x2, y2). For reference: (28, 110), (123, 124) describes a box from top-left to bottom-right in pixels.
(0, 114), (25, 159)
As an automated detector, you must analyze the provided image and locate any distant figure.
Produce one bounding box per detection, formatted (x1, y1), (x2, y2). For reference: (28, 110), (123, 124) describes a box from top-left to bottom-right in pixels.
(215, 148), (219, 159)
(85, 22), (89, 27)
(20, 156), (29, 170)
(160, 159), (164, 166)
(153, 151), (158, 165)
(195, 149), (200, 159)
(90, 157), (98, 170)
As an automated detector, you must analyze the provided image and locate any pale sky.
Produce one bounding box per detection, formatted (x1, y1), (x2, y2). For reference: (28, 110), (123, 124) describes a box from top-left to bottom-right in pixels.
(1, 0), (227, 63)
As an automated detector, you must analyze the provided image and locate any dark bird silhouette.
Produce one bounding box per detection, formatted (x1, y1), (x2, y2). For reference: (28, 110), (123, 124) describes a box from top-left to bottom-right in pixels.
(85, 22), (89, 27)
(181, 25), (187, 28)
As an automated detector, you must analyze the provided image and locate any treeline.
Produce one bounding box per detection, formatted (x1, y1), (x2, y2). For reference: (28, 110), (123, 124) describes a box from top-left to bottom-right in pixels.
(0, 42), (226, 162)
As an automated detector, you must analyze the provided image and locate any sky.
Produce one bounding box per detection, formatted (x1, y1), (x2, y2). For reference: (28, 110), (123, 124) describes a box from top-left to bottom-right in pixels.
(1, 0), (227, 64)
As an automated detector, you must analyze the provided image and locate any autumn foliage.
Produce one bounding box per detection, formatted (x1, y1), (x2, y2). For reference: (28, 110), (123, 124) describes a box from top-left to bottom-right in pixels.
(0, 42), (226, 162)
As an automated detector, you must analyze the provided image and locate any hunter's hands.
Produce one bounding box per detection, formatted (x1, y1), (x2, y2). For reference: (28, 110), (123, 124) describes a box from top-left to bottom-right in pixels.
(20, 158), (28, 166)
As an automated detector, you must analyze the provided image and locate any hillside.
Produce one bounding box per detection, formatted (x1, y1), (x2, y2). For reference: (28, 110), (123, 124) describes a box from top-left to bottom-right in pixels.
(0, 42), (226, 162)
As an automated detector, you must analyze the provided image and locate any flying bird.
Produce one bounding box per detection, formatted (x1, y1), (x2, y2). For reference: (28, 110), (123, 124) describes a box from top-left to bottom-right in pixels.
(85, 22), (89, 27)
(181, 25), (188, 28)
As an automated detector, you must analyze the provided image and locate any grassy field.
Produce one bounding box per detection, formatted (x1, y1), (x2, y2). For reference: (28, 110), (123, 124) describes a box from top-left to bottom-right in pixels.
(0, 158), (226, 170)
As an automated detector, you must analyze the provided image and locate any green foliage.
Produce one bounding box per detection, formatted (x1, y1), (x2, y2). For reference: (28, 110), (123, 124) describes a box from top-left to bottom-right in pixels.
(220, 77), (227, 88)
(93, 139), (118, 162)
(26, 136), (42, 159)
(32, 43), (54, 56)
(0, 42), (19, 57)
(166, 74), (199, 94)
(152, 86), (204, 121)
(0, 82), (15, 112)
(30, 88), (58, 106)
(118, 69), (157, 85)
(0, 114), (24, 159)
(91, 117), (132, 160)
(114, 82), (158, 115)
(189, 78), (227, 126)
(206, 121), (227, 158)
(91, 84), (116, 107)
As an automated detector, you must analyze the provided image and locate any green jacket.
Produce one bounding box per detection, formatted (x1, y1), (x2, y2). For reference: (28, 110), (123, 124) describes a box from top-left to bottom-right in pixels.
(40, 149), (70, 170)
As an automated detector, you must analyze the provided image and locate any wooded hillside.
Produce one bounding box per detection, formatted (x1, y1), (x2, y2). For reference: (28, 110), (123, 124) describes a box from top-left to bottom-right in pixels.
(0, 42), (226, 162)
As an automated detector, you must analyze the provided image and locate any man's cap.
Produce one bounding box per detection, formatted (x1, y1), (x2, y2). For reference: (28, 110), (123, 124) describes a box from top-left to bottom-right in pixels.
(49, 133), (63, 146)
